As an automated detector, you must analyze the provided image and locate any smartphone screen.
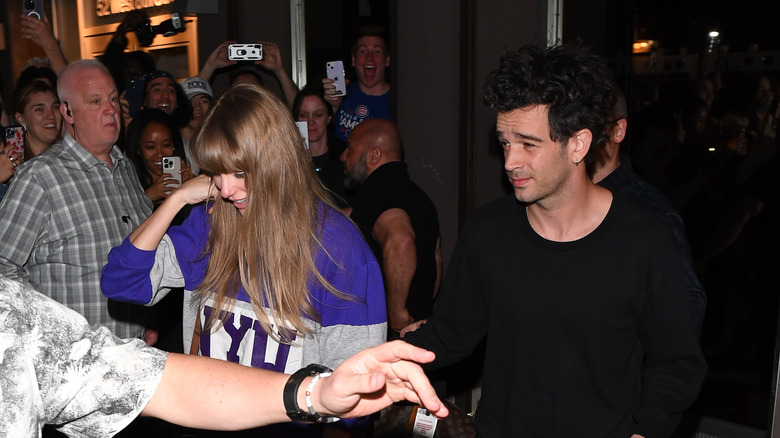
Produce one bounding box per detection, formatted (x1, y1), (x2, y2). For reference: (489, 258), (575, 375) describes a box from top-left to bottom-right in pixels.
(295, 121), (309, 150)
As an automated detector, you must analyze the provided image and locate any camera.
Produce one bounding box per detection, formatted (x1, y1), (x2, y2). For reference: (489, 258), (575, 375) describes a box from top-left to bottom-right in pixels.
(133, 12), (185, 47)
(228, 44), (264, 61)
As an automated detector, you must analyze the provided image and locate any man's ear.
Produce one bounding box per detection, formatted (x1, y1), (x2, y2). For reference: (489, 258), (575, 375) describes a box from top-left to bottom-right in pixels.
(366, 146), (382, 166)
(60, 102), (74, 125)
(612, 118), (628, 144)
(570, 128), (592, 164)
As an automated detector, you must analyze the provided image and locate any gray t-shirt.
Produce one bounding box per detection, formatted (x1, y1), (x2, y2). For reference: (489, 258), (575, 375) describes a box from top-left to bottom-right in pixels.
(0, 275), (167, 437)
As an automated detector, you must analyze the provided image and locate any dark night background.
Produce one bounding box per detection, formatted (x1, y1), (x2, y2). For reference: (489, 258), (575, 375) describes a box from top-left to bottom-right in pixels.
(635, 0), (777, 52)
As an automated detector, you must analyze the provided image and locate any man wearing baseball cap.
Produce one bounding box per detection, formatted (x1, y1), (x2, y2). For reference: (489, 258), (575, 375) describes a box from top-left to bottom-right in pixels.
(122, 70), (191, 133)
(180, 76), (214, 174)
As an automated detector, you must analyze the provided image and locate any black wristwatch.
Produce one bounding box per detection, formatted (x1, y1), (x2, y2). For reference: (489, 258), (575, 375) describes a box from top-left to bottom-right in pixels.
(283, 363), (340, 423)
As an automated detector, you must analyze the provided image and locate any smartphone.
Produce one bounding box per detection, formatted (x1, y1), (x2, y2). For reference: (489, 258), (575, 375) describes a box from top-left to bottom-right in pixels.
(326, 61), (347, 97)
(295, 121), (309, 150)
(123, 78), (145, 119)
(4, 126), (25, 159)
(228, 44), (264, 61)
(22, 0), (45, 20)
(162, 156), (182, 187)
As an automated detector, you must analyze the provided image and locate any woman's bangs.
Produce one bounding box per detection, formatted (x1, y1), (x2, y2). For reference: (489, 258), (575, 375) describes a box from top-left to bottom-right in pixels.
(194, 118), (247, 175)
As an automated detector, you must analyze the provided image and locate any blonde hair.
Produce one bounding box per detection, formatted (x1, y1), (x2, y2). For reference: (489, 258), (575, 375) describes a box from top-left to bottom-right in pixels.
(191, 84), (348, 343)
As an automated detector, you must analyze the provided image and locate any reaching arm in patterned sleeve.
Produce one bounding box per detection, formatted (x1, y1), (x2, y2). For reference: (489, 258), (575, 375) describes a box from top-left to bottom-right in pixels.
(1, 275), (168, 437)
(1, 275), (447, 436)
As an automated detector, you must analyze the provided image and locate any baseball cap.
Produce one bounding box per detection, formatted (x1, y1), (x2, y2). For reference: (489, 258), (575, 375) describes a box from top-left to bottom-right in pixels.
(181, 76), (213, 100)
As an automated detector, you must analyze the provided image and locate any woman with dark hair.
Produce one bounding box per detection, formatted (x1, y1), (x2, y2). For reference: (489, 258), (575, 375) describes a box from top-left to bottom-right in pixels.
(124, 109), (193, 357)
(125, 108), (193, 205)
(292, 84), (350, 207)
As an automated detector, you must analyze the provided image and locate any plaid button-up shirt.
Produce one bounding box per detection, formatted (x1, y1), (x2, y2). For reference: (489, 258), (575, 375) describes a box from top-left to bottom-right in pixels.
(0, 134), (153, 338)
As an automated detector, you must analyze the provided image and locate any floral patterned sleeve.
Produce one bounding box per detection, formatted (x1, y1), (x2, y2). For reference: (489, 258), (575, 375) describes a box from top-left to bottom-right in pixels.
(0, 276), (168, 438)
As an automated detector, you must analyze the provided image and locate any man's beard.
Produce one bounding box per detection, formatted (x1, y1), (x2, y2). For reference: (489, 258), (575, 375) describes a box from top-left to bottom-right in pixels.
(344, 152), (369, 190)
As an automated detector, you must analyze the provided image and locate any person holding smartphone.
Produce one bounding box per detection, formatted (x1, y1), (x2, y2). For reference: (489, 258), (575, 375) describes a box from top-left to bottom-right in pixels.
(12, 80), (62, 159)
(292, 84), (350, 208)
(19, 13), (68, 75)
(123, 109), (194, 356)
(0, 138), (24, 202)
(179, 76), (214, 175)
(124, 109), (193, 206)
(322, 24), (391, 143)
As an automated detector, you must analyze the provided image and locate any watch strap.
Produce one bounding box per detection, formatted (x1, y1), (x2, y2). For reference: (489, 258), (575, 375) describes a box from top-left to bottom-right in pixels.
(283, 363), (339, 423)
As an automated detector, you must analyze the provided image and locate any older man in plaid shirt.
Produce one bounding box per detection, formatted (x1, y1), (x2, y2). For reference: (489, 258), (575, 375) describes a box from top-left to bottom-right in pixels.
(0, 59), (152, 339)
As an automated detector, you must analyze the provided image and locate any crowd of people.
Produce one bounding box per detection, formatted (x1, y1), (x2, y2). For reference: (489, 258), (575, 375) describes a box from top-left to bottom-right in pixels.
(626, 69), (780, 402)
(0, 12), (446, 438)
(3, 6), (776, 438)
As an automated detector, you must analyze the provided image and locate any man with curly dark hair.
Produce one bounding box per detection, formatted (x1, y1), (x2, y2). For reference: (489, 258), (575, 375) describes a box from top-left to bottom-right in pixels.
(403, 44), (706, 438)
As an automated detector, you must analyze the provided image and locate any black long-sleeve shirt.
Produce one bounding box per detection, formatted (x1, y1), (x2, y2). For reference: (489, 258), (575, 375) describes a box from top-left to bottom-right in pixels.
(405, 194), (707, 437)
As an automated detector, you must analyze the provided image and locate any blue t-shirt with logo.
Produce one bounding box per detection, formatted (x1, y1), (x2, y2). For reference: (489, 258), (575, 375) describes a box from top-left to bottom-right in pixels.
(334, 82), (390, 142)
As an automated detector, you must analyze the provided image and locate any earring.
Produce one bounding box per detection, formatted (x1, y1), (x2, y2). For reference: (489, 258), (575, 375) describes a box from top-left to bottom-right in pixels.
(21, 124), (27, 131)
(573, 158), (580, 165)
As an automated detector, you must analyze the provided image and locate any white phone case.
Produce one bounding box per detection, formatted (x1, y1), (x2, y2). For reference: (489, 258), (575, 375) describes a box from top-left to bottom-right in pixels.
(228, 44), (264, 61)
(326, 61), (347, 97)
(162, 156), (182, 187)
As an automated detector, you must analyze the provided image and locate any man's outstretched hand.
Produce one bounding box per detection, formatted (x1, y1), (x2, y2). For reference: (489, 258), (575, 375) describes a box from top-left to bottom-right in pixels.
(315, 340), (449, 419)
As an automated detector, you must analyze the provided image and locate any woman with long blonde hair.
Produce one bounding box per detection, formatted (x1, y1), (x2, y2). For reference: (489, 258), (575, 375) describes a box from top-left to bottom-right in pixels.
(102, 84), (387, 437)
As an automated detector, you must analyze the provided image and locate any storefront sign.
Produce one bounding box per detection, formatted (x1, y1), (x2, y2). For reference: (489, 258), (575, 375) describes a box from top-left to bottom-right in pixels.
(96, 0), (173, 16)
